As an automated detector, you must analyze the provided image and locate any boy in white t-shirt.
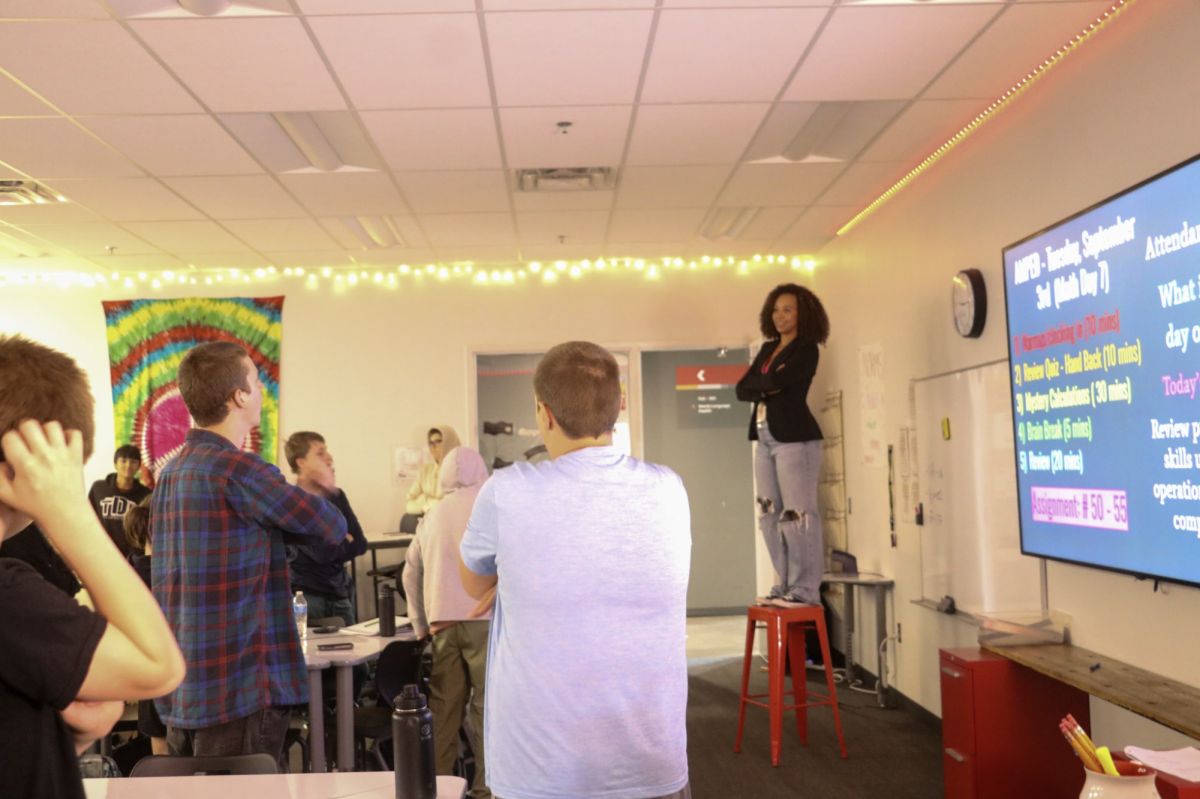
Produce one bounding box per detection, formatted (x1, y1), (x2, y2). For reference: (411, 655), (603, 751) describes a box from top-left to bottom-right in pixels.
(459, 341), (692, 799)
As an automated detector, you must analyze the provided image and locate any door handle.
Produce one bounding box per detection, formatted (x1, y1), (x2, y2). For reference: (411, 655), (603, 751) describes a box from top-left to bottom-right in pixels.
(941, 666), (963, 678)
(945, 748), (966, 762)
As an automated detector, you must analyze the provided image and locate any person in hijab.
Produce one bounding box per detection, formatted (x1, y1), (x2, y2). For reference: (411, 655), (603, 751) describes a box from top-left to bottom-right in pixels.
(401, 426), (460, 532)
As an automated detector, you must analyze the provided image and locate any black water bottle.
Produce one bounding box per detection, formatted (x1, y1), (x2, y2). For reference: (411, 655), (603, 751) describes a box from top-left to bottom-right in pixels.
(393, 684), (436, 799)
(378, 585), (396, 637)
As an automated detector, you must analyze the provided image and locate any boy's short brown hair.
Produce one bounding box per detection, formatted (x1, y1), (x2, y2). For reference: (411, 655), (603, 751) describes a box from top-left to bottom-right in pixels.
(0, 335), (95, 463)
(123, 495), (153, 552)
(177, 341), (250, 427)
(284, 431), (325, 474)
(533, 342), (621, 440)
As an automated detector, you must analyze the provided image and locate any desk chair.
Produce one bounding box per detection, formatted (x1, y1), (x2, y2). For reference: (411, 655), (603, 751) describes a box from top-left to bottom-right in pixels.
(353, 639), (427, 770)
(129, 753), (278, 777)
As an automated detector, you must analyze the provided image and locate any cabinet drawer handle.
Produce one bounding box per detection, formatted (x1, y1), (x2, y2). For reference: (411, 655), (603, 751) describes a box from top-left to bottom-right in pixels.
(945, 748), (966, 763)
(941, 666), (963, 678)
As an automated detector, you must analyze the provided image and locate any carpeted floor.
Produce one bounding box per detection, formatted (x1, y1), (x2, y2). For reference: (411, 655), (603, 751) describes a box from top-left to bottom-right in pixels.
(686, 656), (944, 799)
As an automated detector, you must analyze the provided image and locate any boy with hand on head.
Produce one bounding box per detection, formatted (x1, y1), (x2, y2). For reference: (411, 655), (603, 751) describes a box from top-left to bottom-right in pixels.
(88, 443), (151, 558)
(459, 341), (693, 799)
(0, 335), (186, 798)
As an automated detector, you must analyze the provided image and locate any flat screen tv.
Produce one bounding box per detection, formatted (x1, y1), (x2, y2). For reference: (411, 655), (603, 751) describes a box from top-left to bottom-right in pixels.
(1003, 152), (1200, 587)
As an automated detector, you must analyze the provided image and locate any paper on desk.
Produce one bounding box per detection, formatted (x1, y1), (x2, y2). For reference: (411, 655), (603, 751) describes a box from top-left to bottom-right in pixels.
(342, 616), (411, 636)
(1125, 746), (1200, 782)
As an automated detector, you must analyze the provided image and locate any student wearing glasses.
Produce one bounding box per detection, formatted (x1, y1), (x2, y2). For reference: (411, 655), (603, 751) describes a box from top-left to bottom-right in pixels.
(401, 426), (460, 532)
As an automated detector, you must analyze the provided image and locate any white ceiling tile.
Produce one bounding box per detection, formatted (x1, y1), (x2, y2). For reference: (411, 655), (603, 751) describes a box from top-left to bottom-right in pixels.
(718, 163), (845, 207)
(736, 207), (805, 241)
(107, 0), (292, 18)
(486, 10), (653, 106)
(519, 243), (600, 262)
(485, 0), (653, 7)
(84, 116), (263, 176)
(0, 119), (143, 178)
(278, 173), (409, 216)
(83, 253), (186, 272)
(0, 1), (110, 18)
(220, 218), (343, 251)
(264, 250), (355, 268)
(418, 213), (516, 247)
(517, 210), (609, 245)
(397, 171), (510, 214)
(602, 241), (685, 259)
(783, 5), (999, 101)
(310, 14), (492, 109)
(626, 104), (769, 166)
(779, 206), (854, 240)
(121, 221), (254, 253)
(857, 99), (981, 164)
(17, 223), (163, 255)
(434, 245), (519, 263)
(815, 161), (903, 207)
(925, 1), (1113, 100)
(686, 240), (777, 258)
(177, 252), (272, 269)
(387, 217), (429, 249)
(361, 110), (502, 171)
(501, 106), (631, 170)
(511, 191), (613, 212)
(163, 176), (306, 219)
(662, 0), (828, 5)
(0, 75), (60, 116)
(777, 236), (832, 255)
(131, 18), (346, 112)
(52, 178), (206, 221)
(296, 0), (473, 13)
(350, 248), (436, 267)
(0, 201), (105, 225)
(641, 9), (826, 103)
(607, 208), (706, 243)
(0, 22), (201, 114)
(615, 165), (731, 209)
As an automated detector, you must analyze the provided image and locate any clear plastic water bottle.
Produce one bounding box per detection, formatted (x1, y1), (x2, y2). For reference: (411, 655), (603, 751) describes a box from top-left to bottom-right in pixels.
(293, 591), (308, 643)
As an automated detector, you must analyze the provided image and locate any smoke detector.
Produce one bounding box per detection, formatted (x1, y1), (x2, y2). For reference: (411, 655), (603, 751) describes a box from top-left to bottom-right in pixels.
(515, 167), (615, 192)
(0, 181), (64, 206)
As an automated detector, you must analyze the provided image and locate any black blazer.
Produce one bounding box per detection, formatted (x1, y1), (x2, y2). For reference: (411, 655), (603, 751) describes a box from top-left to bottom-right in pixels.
(735, 339), (823, 443)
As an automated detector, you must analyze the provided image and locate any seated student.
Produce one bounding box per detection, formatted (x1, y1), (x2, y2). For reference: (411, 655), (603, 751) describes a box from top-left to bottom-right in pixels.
(402, 426), (460, 531)
(88, 444), (151, 558)
(123, 498), (169, 756)
(403, 447), (493, 799)
(0, 334), (185, 798)
(284, 431), (368, 627)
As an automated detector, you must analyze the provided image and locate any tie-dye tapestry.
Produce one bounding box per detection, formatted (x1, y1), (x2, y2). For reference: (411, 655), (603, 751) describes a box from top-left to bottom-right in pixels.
(102, 297), (284, 483)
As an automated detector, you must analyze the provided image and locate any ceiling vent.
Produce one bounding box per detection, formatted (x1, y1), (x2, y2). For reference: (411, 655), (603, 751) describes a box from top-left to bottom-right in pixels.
(745, 101), (905, 165)
(0, 181), (64, 206)
(341, 216), (404, 249)
(516, 168), (615, 193)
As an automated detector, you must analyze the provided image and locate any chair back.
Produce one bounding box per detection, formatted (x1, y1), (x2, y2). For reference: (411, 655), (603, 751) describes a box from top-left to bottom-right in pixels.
(129, 753), (279, 777)
(375, 639), (426, 706)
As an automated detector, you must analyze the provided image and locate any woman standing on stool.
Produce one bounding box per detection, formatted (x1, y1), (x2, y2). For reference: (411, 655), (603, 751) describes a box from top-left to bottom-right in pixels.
(736, 283), (830, 608)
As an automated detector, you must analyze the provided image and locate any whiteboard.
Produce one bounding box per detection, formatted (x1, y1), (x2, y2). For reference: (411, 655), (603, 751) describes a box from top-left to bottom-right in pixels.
(914, 360), (1043, 613)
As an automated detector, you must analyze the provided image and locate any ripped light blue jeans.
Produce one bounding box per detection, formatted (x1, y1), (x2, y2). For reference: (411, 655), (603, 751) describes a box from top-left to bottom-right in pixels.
(754, 422), (824, 604)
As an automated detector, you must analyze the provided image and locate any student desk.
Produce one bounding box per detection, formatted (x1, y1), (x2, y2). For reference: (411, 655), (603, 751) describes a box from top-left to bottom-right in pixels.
(822, 571), (895, 707)
(84, 772), (467, 798)
(305, 629), (417, 773)
(350, 535), (414, 617)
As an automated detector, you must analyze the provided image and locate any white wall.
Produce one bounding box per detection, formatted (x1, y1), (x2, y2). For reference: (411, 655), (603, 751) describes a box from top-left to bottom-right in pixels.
(809, 0), (1200, 747)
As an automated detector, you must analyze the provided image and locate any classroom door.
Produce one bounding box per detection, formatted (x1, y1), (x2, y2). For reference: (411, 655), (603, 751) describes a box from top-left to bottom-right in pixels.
(641, 348), (754, 615)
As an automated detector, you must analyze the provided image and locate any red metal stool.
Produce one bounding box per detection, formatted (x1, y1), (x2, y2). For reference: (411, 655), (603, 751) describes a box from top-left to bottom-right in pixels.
(734, 603), (848, 765)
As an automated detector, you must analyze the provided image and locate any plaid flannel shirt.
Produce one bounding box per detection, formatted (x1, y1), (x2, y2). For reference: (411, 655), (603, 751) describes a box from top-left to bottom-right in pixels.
(151, 429), (347, 729)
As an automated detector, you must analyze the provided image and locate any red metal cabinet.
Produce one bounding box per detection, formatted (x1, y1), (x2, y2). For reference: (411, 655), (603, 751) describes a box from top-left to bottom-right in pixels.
(940, 648), (1090, 799)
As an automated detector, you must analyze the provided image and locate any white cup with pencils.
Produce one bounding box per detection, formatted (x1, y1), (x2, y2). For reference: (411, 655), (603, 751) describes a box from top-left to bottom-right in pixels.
(1061, 714), (1160, 798)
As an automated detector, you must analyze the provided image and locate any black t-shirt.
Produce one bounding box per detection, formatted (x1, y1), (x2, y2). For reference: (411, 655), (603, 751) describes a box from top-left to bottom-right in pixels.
(0, 558), (107, 799)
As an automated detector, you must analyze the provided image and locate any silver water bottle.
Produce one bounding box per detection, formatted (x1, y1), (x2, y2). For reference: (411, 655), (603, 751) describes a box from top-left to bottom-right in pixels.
(392, 684), (436, 799)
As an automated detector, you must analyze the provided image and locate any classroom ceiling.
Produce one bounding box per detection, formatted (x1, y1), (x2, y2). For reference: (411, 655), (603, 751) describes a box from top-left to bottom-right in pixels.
(0, 0), (1114, 275)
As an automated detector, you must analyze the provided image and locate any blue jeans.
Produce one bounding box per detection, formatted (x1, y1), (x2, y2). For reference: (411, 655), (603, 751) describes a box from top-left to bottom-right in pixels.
(305, 593), (356, 628)
(754, 422), (824, 603)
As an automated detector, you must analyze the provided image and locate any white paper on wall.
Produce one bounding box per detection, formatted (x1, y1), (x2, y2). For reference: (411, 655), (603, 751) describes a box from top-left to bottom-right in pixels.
(859, 342), (886, 467)
(392, 445), (424, 485)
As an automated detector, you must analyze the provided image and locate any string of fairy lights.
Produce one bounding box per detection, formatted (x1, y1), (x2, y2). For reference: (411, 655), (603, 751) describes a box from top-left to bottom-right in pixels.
(0, 254), (819, 292)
